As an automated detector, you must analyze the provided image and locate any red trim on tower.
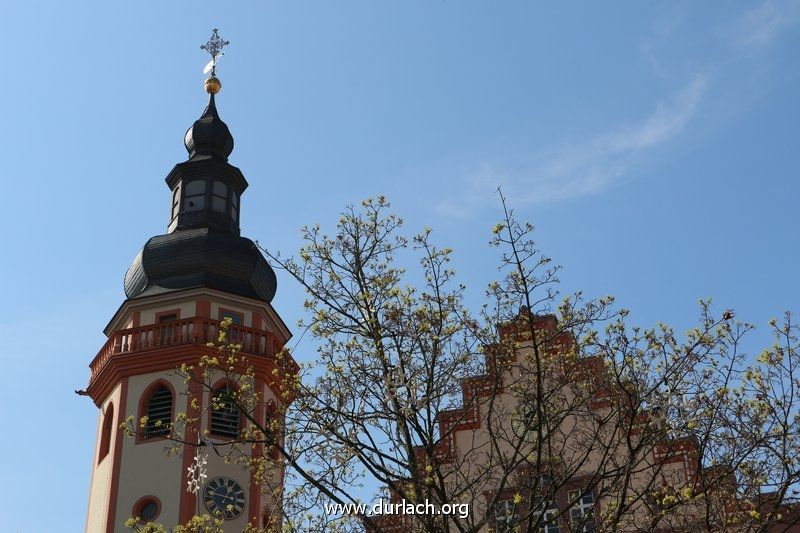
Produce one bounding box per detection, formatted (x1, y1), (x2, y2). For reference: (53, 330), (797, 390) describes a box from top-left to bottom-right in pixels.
(98, 402), (115, 464)
(195, 300), (211, 318)
(87, 344), (296, 408)
(179, 367), (203, 524)
(131, 311), (141, 328)
(265, 399), (282, 461)
(105, 377), (128, 533)
(132, 495), (163, 524)
(249, 380), (265, 524)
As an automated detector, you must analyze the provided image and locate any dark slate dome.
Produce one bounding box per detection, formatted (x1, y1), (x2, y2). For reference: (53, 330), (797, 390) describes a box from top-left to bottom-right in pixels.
(124, 228), (276, 302)
(124, 74), (276, 303)
(183, 93), (234, 160)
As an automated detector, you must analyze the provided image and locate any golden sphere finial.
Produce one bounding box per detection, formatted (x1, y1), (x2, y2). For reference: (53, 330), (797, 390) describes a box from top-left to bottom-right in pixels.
(205, 76), (222, 95)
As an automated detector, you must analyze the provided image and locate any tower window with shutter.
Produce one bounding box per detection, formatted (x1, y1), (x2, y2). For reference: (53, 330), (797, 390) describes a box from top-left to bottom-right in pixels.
(144, 385), (173, 438)
(210, 385), (240, 438)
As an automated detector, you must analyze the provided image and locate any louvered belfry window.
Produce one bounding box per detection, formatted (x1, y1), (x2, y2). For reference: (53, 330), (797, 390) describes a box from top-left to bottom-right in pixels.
(211, 385), (240, 438)
(145, 386), (173, 438)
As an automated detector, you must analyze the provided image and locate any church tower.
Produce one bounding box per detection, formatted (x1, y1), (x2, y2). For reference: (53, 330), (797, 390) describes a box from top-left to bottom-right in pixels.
(84, 31), (295, 532)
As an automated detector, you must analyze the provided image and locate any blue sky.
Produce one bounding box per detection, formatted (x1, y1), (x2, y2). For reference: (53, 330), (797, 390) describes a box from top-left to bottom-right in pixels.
(0, 1), (798, 530)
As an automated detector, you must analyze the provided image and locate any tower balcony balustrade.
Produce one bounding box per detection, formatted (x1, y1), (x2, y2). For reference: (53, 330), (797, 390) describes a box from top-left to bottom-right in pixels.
(89, 317), (282, 384)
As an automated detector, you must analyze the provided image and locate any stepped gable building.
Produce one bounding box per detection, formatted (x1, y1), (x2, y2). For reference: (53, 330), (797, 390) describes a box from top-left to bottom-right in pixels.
(83, 40), (296, 532)
(373, 314), (800, 532)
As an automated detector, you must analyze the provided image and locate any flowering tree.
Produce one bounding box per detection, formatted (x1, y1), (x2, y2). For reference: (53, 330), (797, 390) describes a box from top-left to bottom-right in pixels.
(126, 195), (800, 532)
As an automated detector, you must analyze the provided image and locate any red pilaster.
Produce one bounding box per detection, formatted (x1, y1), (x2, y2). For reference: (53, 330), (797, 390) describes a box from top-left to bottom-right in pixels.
(179, 368), (204, 523)
(105, 377), (129, 533)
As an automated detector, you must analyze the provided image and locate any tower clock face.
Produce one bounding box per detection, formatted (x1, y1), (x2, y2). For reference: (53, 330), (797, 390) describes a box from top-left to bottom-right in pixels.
(203, 476), (246, 520)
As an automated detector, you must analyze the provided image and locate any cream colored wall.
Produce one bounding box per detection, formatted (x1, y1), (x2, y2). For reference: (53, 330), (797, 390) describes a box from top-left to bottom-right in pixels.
(85, 383), (122, 533)
(197, 443), (256, 530)
(190, 374), (285, 529)
(94, 289), (289, 531)
(135, 300), (258, 329)
(112, 371), (189, 532)
(260, 383), (285, 522)
(198, 372), (256, 529)
(105, 288), (291, 341)
(111, 363), (282, 530)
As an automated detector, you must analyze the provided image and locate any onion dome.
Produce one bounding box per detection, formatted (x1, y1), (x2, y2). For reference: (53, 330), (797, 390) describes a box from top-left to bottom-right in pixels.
(183, 79), (234, 160)
(124, 228), (277, 302)
(123, 64), (277, 303)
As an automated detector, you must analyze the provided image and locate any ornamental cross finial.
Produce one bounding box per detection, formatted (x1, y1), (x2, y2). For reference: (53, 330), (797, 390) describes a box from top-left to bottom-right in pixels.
(201, 28), (229, 76)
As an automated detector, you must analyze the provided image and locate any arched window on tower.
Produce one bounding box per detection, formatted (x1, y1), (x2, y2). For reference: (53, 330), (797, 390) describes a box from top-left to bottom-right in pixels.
(210, 384), (240, 438)
(98, 402), (114, 464)
(143, 384), (173, 438)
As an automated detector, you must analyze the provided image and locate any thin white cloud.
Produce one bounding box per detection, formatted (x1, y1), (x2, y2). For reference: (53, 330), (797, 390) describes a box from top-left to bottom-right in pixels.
(731, 0), (800, 48)
(437, 74), (708, 216)
(437, 0), (800, 218)
(640, 9), (686, 78)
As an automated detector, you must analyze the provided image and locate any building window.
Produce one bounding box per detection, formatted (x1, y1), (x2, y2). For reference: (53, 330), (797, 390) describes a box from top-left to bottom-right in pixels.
(210, 384), (240, 438)
(525, 472), (553, 491)
(183, 180), (206, 211)
(231, 191), (239, 222)
(171, 185), (181, 219)
(155, 310), (180, 346)
(568, 489), (596, 532)
(133, 496), (161, 523)
(493, 499), (519, 533)
(158, 312), (178, 323)
(220, 308), (244, 325)
(220, 309), (244, 345)
(143, 385), (173, 438)
(534, 497), (560, 533)
(98, 402), (114, 463)
(212, 180), (227, 213)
